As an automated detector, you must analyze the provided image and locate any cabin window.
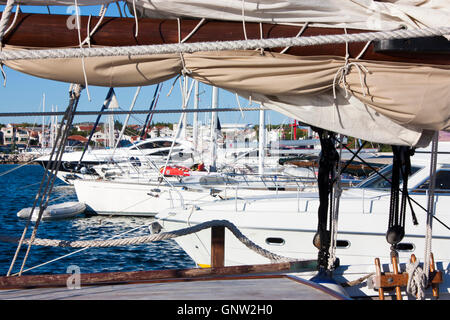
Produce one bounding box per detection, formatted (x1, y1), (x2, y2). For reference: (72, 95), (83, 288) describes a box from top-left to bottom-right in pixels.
(151, 150), (171, 156)
(358, 165), (422, 189)
(268, 186), (286, 191)
(130, 141), (179, 150)
(413, 169), (450, 193)
(154, 141), (179, 148)
(265, 237), (285, 246)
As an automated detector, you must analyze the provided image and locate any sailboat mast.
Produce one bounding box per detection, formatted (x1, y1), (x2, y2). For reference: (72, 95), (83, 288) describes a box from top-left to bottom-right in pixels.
(210, 86), (218, 172)
(41, 93), (45, 148)
(108, 109), (114, 148)
(258, 107), (266, 175)
(50, 105), (54, 148)
(115, 87), (141, 149)
(193, 80), (199, 150)
(181, 76), (188, 140)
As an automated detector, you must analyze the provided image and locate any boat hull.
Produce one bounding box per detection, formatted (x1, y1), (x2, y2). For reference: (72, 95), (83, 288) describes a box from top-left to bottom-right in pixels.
(73, 179), (216, 217)
(156, 191), (450, 270)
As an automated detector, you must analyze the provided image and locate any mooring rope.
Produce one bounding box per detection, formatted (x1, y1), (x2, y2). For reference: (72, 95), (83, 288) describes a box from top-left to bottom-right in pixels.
(0, 219), (294, 263)
(0, 26), (448, 61)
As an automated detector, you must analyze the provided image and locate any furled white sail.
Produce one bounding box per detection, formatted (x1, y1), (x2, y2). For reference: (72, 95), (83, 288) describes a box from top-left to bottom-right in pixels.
(131, 0), (450, 31)
(2, 0), (448, 31)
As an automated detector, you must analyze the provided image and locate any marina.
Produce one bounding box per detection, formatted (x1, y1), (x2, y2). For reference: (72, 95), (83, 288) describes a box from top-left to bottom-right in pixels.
(0, 0), (449, 306)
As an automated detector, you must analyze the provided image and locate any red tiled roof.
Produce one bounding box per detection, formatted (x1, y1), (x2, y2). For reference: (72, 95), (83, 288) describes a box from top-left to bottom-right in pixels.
(68, 135), (89, 142)
(77, 125), (100, 132)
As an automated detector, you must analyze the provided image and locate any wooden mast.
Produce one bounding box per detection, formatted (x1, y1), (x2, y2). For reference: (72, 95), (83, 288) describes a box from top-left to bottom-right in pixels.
(1, 13), (449, 65)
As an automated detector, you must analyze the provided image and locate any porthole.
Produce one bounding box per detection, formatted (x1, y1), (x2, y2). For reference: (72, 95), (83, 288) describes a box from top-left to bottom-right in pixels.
(395, 243), (415, 252)
(265, 237), (285, 246)
(336, 240), (351, 249)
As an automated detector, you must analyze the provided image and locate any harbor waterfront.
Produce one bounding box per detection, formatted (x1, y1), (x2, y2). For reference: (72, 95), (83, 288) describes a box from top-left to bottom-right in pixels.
(0, 153), (38, 164)
(0, 164), (196, 276)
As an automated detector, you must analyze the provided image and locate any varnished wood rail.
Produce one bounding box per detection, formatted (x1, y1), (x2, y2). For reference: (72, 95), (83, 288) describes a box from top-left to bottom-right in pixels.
(0, 225), (317, 290)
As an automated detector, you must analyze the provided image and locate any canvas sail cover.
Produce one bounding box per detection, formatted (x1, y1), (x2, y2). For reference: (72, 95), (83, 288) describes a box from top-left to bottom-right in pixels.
(1, 0), (449, 146)
(4, 48), (448, 146)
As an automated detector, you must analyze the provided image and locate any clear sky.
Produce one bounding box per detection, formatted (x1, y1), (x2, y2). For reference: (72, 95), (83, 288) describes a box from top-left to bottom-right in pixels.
(0, 4), (294, 128)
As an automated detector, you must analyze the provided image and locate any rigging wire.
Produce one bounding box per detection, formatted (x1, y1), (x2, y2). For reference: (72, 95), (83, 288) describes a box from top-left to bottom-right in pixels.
(0, 107), (262, 118)
(330, 136), (450, 233)
(6, 84), (83, 276)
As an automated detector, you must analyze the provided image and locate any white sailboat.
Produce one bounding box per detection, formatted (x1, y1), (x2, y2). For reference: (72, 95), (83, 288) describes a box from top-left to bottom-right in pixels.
(35, 136), (196, 184)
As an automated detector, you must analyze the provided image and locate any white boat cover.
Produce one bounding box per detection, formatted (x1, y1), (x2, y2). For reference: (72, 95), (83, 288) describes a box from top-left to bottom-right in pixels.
(3, 0), (449, 31)
(1, 0), (449, 146)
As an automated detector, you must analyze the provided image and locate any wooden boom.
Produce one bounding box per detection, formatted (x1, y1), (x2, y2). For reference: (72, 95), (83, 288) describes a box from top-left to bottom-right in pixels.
(1, 13), (449, 65)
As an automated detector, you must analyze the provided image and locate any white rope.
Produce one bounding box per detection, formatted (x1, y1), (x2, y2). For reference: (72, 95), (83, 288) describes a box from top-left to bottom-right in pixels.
(0, 0), (15, 86)
(0, 26), (448, 61)
(177, 18), (192, 75)
(3, 4), (19, 38)
(0, 220), (294, 263)
(280, 22), (309, 54)
(327, 135), (344, 270)
(86, 14), (92, 48)
(355, 40), (372, 60)
(234, 93), (245, 119)
(406, 259), (427, 300)
(132, 0), (138, 38)
(424, 131), (439, 282)
(332, 27), (370, 100)
(181, 18), (206, 43)
(333, 61), (369, 99)
(80, 4), (108, 47)
(73, 0), (91, 101)
(0, 0), (14, 43)
(241, 0), (248, 40)
(258, 22), (264, 55)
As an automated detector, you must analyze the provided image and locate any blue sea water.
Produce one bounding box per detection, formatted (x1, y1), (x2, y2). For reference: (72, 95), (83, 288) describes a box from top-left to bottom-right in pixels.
(0, 164), (196, 276)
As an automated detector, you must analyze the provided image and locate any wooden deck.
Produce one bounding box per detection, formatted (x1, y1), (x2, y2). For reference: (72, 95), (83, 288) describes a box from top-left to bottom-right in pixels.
(0, 274), (347, 300)
(0, 260), (349, 300)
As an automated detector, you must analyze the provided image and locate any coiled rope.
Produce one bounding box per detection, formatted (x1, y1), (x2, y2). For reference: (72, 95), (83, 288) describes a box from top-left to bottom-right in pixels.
(0, 219), (294, 263)
(0, 26), (448, 61)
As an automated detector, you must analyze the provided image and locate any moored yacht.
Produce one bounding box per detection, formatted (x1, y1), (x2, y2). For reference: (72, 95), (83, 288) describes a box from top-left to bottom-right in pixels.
(154, 143), (450, 276)
(73, 171), (318, 217)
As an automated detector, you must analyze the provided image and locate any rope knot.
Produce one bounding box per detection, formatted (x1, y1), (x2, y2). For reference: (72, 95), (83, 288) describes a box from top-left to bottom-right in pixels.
(406, 260), (427, 300)
(181, 66), (192, 76)
(333, 61), (370, 100)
